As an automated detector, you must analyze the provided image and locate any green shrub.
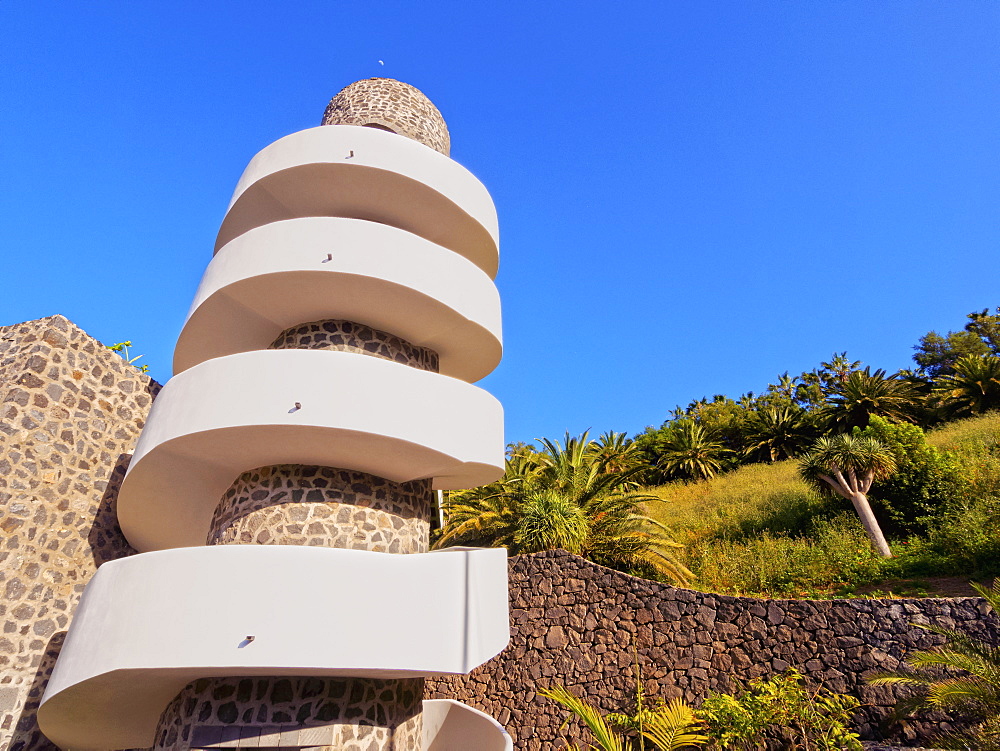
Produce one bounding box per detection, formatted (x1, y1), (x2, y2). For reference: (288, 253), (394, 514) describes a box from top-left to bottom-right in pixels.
(698, 670), (862, 751)
(856, 417), (967, 536)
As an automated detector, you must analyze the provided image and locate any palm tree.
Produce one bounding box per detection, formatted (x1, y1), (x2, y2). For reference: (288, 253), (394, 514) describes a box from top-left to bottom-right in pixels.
(799, 434), (897, 557)
(820, 368), (924, 431)
(742, 405), (819, 462)
(868, 579), (1000, 750)
(591, 431), (642, 475)
(436, 432), (692, 584)
(655, 421), (731, 481)
(934, 354), (1000, 419)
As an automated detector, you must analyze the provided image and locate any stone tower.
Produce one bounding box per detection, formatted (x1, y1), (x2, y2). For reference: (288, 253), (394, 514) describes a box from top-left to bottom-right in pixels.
(37, 79), (511, 750)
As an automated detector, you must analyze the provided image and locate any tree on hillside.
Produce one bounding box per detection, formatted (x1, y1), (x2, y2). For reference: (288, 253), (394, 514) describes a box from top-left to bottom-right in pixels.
(799, 434), (897, 557)
(820, 368), (923, 431)
(742, 405), (820, 463)
(436, 432), (691, 584)
(914, 306), (1000, 377)
(933, 354), (1000, 419)
(655, 421), (732, 481)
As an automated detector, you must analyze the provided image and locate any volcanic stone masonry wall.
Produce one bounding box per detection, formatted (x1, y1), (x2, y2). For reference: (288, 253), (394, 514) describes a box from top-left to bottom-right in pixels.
(426, 549), (999, 750)
(0, 315), (160, 751)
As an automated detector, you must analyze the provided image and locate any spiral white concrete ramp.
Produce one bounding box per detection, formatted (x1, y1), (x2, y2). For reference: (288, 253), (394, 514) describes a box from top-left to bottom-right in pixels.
(38, 547), (509, 750)
(39, 78), (510, 750)
(117, 349), (504, 551)
(175, 218), (502, 381)
(216, 125), (500, 277)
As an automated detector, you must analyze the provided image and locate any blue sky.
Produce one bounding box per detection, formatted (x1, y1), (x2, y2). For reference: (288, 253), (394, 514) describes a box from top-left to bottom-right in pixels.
(3, 2), (998, 445)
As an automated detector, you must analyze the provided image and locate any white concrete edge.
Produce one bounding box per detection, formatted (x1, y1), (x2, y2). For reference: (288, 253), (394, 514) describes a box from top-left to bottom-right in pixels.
(118, 349), (505, 551)
(216, 125), (499, 277)
(174, 218), (502, 382)
(38, 546), (510, 751)
(423, 699), (513, 751)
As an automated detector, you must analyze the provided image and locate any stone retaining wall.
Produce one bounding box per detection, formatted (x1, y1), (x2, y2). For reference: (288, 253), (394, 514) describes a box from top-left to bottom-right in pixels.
(427, 549), (998, 749)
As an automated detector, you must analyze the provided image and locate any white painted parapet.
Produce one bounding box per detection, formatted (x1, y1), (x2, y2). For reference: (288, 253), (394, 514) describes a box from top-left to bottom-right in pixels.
(423, 700), (513, 751)
(118, 349), (505, 551)
(175, 217), (502, 381)
(38, 546), (509, 751)
(216, 125), (500, 277)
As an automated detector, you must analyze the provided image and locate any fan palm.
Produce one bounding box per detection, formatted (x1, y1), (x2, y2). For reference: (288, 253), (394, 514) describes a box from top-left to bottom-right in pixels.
(934, 354), (1000, 419)
(655, 421), (731, 481)
(799, 434), (897, 557)
(868, 579), (1000, 750)
(437, 432), (692, 584)
(820, 368), (924, 431)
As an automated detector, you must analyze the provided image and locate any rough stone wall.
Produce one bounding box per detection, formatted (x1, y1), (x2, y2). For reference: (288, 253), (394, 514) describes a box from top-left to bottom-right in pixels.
(154, 677), (423, 751)
(208, 465), (432, 553)
(426, 549), (999, 749)
(321, 78), (451, 156)
(269, 319), (439, 373)
(0, 315), (160, 751)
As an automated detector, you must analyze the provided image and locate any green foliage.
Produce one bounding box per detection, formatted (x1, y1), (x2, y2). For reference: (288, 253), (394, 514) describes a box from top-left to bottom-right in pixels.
(539, 685), (707, 751)
(868, 580), (1000, 750)
(741, 405), (819, 463)
(685, 515), (885, 598)
(653, 421), (733, 482)
(820, 367), (923, 431)
(914, 306), (1000, 378)
(934, 355), (1000, 419)
(697, 670), (863, 751)
(856, 416), (967, 535)
(437, 433), (692, 585)
(107, 341), (149, 373)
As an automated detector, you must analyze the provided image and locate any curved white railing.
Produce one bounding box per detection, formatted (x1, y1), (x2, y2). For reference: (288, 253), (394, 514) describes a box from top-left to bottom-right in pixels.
(175, 218), (502, 381)
(423, 699), (513, 751)
(117, 349), (505, 551)
(38, 546), (509, 751)
(216, 125), (499, 277)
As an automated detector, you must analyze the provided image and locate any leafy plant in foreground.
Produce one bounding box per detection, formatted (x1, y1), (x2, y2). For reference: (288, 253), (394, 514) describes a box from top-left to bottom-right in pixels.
(108, 340), (149, 372)
(698, 670), (863, 750)
(868, 579), (1000, 750)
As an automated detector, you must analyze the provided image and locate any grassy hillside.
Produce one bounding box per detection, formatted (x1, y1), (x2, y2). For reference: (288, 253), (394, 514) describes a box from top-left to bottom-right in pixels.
(643, 413), (1000, 599)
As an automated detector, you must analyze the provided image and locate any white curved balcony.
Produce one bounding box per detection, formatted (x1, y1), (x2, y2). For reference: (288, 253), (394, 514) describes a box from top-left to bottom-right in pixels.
(175, 218), (502, 382)
(118, 349), (504, 552)
(424, 700), (513, 751)
(38, 546), (510, 751)
(216, 125), (499, 278)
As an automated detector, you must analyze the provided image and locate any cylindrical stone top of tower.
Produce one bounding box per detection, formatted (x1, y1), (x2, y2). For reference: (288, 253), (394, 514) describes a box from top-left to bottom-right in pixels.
(321, 77), (451, 156)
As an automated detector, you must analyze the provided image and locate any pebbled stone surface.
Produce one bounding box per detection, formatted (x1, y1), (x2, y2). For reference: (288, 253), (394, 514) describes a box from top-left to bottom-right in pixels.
(0, 315), (160, 751)
(321, 78), (451, 156)
(208, 464), (432, 553)
(154, 677), (423, 750)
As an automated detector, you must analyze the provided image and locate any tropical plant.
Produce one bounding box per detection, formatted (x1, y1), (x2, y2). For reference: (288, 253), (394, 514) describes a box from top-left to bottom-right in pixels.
(868, 579), (1000, 750)
(539, 685), (707, 750)
(698, 670), (863, 750)
(655, 421), (732, 482)
(436, 433), (692, 584)
(934, 354), (1000, 419)
(107, 341), (149, 372)
(592, 431), (643, 475)
(799, 434), (897, 557)
(820, 368), (924, 431)
(742, 405), (819, 463)
(856, 417), (967, 535)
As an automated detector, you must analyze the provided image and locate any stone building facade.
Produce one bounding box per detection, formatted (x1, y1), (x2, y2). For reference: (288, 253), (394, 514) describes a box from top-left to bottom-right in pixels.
(0, 315), (159, 750)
